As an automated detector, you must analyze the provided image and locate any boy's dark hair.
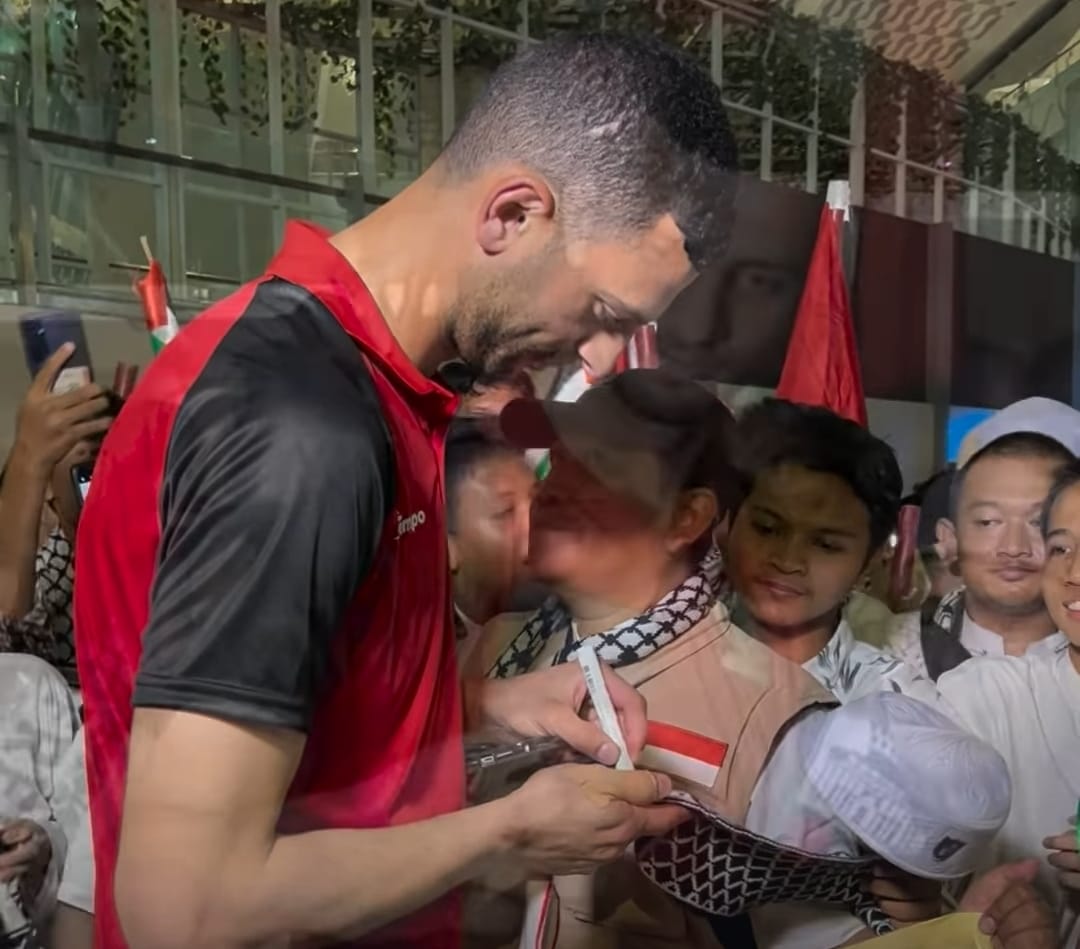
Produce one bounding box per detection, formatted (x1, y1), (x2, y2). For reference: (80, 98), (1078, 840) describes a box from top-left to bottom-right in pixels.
(950, 433), (1075, 520)
(445, 416), (525, 533)
(734, 398), (902, 552)
(1041, 457), (1080, 536)
(440, 33), (738, 270)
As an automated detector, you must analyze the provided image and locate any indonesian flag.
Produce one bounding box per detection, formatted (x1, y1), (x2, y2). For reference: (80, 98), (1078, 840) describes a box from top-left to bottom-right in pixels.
(134, 236), (180, 355)
(638, 721), (729, 788)
(775, 205), (867, 426)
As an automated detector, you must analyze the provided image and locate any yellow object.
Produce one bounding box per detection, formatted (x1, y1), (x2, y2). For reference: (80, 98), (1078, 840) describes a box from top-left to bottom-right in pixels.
(861, 914), (992, 948)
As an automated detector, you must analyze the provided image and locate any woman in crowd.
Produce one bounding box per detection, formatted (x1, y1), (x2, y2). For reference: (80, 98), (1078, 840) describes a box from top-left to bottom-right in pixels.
(485, 369), (837, 946)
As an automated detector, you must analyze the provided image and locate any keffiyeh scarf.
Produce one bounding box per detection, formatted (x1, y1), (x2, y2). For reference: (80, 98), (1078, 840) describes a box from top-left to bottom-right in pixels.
(489, 549), (725, 679)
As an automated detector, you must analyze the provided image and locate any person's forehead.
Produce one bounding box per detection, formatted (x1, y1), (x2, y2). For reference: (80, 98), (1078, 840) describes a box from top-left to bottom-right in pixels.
(961, 453), (1059, 506)
(749, 465), (868, 531)
(1048, 482), (1080, 530)
(466, 453), (533, 489)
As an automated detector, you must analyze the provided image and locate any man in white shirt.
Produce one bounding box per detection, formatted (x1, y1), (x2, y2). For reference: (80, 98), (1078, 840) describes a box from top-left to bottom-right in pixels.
(0, 653), (79, 946)
(909, 398), (1080, 680)
(939, 458), (1080, 947)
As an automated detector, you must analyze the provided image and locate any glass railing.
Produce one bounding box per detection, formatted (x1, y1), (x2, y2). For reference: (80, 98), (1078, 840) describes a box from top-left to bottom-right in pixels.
(0, 0), (1075, 312)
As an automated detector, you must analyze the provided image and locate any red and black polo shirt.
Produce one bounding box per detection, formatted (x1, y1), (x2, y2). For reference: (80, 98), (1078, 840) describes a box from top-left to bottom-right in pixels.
(74, 221), (465, 948)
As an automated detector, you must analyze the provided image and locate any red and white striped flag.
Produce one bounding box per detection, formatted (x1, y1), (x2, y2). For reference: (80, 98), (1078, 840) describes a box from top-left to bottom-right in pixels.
(637, 721), (729, 788)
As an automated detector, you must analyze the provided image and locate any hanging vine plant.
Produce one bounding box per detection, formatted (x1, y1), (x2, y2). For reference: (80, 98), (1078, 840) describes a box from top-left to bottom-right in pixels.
(12, 0), (1079, 239)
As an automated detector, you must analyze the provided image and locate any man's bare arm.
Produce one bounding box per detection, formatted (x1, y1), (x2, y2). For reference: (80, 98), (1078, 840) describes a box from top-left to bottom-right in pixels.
(117, 708), (684, 949)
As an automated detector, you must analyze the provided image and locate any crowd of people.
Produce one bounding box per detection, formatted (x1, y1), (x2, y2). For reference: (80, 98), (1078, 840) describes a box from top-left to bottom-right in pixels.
(0, 29), (1078, 949)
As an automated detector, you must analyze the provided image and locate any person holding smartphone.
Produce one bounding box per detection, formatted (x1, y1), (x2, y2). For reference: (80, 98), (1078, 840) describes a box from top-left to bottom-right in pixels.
(0, 344), (112, 673)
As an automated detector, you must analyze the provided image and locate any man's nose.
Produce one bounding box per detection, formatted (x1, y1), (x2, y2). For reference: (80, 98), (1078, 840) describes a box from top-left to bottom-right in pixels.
(578, 332), (628, 380)
(1000, 520), (1035, 557)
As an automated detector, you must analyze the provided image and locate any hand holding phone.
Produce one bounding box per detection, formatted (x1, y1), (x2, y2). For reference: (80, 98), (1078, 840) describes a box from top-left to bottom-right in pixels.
(19, 311), (93, 393)
(11, 346), (112, 479)
(465, 734), (585, 805)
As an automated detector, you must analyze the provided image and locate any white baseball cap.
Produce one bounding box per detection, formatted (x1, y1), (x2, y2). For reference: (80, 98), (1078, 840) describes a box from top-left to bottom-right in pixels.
(797, 692), (1011, 879)
(958, 397), (1080, 468)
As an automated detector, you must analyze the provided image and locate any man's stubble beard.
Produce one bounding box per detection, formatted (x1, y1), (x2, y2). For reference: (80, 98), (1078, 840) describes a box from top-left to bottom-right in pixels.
(446, 247), (567, 386)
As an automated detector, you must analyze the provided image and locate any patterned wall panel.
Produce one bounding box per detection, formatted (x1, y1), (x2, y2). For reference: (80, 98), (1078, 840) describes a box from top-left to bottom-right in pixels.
(804, 0), (1017, 76)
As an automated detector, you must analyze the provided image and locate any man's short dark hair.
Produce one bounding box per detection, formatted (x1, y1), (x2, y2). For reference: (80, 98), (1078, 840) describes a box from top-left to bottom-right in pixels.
(950, 433), (1075, 520)
(1041, 458), (1080, 535)
(734, 399), (903, 552)
(440, 33), (738, 270)
(445, 416), (525, 533)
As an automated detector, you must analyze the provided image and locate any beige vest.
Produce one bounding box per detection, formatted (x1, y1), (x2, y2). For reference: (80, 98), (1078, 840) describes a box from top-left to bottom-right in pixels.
(464, 603), (836, 949)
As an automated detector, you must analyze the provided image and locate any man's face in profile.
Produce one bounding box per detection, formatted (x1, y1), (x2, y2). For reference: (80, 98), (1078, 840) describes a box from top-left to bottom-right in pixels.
(657, 176), (821, 385)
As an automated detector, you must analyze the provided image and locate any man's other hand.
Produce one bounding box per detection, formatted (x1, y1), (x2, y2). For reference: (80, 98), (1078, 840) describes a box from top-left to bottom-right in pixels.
(502, 764), (687, 877)
(474, 661), (647, 766)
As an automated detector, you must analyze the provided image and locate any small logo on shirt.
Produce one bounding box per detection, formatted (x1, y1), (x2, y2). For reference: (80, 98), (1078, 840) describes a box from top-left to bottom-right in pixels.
(932, 836), (967, 862)
(396, 509), (427, 539)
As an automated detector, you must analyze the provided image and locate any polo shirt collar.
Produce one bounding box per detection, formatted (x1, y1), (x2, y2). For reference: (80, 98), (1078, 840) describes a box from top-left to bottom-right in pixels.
(265, 220), (458, 422)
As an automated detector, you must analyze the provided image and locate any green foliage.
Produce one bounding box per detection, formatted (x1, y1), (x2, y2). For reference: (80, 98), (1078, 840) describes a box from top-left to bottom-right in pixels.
(9, 0), (1079, 228)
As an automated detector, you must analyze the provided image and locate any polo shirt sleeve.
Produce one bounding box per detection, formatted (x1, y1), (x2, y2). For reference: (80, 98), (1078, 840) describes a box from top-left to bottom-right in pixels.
(132, 366), (394, 731)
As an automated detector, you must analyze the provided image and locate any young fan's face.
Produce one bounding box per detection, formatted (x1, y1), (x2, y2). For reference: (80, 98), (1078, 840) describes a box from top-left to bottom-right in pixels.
(449, 453), (536, 621)
(1041, 481), (1080, 650)
(727, 465), (873, 635)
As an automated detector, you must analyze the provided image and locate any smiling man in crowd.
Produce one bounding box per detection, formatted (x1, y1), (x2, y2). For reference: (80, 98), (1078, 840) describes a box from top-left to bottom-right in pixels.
(914, 399), (1080, 680)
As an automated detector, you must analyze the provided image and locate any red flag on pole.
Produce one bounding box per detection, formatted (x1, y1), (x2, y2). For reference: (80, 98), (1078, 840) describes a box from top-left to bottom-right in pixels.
(776, 206), (867, 426)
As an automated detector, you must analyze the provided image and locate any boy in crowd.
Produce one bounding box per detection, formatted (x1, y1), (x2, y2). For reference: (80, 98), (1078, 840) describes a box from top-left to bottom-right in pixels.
(938, 459), (1080, 947)
(726, 399), (938, 706)
(444, 417), (536, 673)
(916, 398), (1080, 680)
(724, 399), (941, 949)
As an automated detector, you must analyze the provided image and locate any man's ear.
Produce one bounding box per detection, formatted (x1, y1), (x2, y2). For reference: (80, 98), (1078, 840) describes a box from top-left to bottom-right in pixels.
(476, 176), (555, 256)
(935, 517), (958, 566)
(668, 489), (719, 554)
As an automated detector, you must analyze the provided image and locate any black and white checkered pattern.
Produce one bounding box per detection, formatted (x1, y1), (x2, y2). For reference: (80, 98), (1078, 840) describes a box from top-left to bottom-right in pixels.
(489, 571), (716, 679)
(637, 794), (893, 935)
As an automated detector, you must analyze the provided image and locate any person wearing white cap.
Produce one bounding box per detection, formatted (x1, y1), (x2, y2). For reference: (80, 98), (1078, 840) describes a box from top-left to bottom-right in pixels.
(909, 397), (1080, 682)
(745, 691), (1012, 949)
(938, 458), (1080, 947)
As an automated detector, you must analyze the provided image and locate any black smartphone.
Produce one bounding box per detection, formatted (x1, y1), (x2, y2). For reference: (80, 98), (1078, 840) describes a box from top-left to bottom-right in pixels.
(19, 311), (93, 393)
(70, 464), (93, 511)
(465, 734), (584, 804)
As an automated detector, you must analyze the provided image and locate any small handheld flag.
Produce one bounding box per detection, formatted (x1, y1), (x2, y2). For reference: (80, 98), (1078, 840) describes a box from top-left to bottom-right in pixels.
(134, 236), (180, 355)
